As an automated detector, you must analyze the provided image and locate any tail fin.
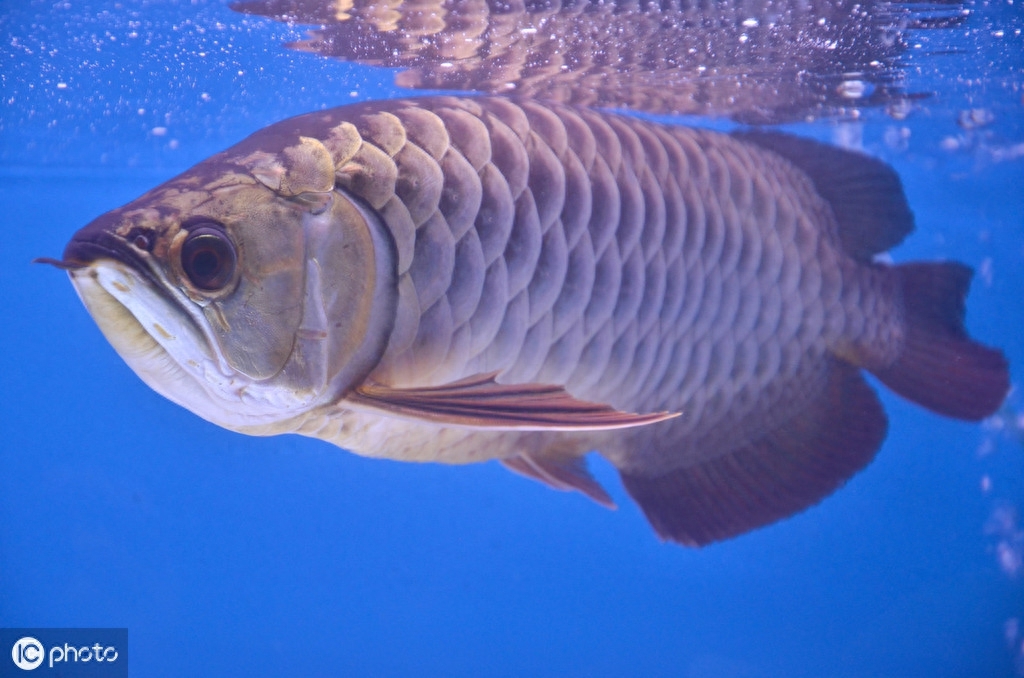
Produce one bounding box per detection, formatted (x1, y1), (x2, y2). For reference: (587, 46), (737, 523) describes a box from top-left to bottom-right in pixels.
(870, 261), (1008, 420)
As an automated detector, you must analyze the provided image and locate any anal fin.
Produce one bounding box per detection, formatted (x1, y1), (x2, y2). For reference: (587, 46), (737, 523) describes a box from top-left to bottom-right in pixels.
(619, 360), (888, 547)
(346, 372), (677, 431)
(502, 453), (615, 508)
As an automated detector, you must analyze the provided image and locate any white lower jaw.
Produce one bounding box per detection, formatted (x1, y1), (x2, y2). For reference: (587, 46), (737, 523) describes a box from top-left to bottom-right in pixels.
(69, 260), (311, 433)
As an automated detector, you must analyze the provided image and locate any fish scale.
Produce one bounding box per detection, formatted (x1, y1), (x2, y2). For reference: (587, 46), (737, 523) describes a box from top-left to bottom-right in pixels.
(58, 95), (1008, 546)
(331, 98), (855, 445)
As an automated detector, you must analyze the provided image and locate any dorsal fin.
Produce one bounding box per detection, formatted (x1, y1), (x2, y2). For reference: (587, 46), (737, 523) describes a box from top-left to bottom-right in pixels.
(618, 360), (888, 547)
(733, 130), (914, 261)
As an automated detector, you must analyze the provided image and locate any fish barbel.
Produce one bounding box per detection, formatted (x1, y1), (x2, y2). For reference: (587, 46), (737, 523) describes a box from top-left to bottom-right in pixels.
(53, 97), (1008, 545)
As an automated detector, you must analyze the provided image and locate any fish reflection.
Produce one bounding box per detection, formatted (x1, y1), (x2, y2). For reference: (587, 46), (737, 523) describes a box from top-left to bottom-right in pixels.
(232, 0), (966, 122)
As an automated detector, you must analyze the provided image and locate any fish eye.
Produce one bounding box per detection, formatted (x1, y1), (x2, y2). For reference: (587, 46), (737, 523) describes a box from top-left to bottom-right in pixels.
(180, 223), (236, 292)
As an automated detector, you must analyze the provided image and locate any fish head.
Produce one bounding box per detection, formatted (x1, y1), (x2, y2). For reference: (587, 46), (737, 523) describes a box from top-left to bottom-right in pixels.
(59, 133), (397, 434)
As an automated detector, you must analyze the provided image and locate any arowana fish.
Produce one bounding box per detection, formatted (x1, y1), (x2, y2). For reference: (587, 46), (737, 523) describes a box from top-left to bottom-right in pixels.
(46, 96), (1009, 546)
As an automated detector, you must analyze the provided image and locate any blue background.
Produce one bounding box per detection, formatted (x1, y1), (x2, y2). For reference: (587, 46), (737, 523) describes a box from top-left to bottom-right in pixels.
(2, 1), (1023, 676)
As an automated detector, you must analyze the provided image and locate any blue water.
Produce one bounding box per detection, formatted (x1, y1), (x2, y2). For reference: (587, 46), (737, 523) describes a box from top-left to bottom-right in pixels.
(2, 1), (1023, 676)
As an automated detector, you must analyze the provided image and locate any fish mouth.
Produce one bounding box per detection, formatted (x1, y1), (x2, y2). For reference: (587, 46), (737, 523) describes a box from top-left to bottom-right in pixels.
(59, 227), (215, 372)
(63, 226), (153, 275)
(36, 226), (160, 276)
(59, 228), (269, 431)
(62, 238), (314, 433)
(66, 260), (233, 422)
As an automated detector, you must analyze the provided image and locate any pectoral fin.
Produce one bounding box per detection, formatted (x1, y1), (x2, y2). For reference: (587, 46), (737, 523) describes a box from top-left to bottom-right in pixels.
(346, 372), (677, 431)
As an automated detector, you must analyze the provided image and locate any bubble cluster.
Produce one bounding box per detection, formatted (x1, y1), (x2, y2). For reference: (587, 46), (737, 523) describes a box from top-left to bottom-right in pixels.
(1, 0), (390, 170)
(985, 502), (1024, 578)
(978, 390), (1024, 674)
(1007, 618), (1024, 677)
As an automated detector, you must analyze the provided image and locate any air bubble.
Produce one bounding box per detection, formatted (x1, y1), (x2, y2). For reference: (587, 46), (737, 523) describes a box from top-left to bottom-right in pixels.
(837, 80), (874, 99)
(957, 108), (995, 129)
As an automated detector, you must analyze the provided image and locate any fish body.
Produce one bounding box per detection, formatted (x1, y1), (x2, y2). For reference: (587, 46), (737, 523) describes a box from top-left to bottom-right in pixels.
(59, 97), (1008, 545)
